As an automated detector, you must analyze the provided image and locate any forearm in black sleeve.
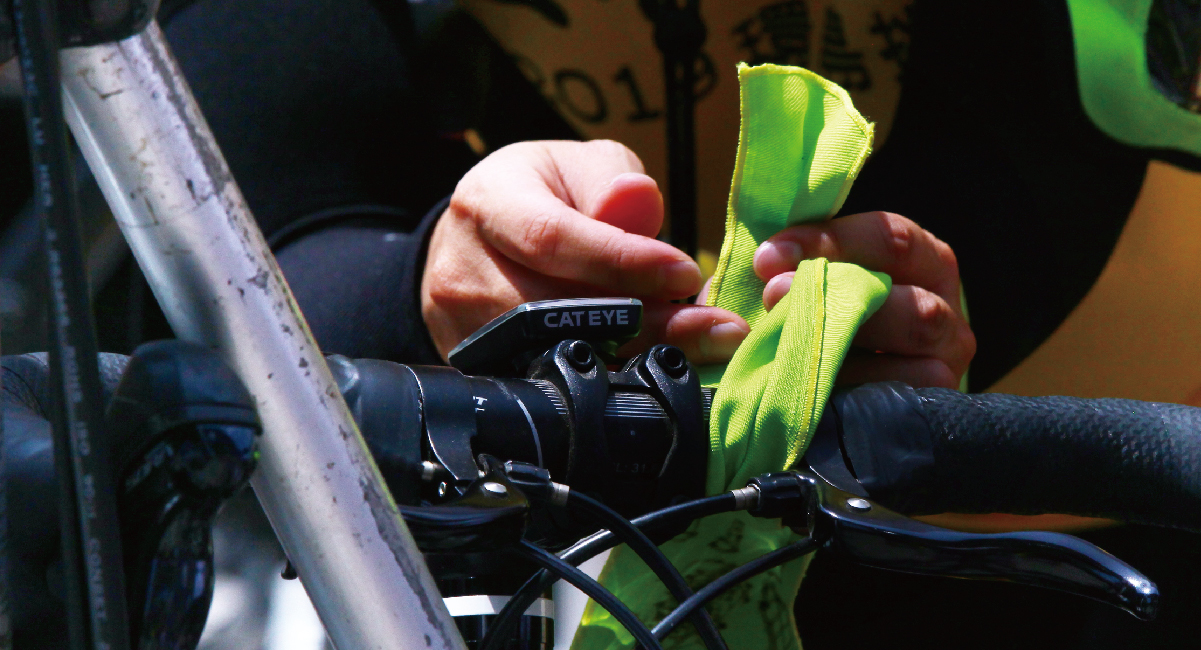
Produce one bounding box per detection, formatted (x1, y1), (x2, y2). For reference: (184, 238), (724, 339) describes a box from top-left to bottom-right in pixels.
(274, 197), (449, 365)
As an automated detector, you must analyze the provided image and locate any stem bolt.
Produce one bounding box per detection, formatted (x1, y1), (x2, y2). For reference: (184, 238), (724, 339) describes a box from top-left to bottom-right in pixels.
(654, 345), (689, 378)
(566, 341), (595, 372)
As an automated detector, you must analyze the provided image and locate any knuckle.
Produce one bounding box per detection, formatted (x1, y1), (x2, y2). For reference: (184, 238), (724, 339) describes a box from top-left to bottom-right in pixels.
(451, 142), (541, 212)
(587, 139), (644, 172)
(872, 211), (915, 262)
(908, 290), (951, 350)
(493, 141), (537, 158)
(448, 175), (491, 223)
(446, 192), (476, 223)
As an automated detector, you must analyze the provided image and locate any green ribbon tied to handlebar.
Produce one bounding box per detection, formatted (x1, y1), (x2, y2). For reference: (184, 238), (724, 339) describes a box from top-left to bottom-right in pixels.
(572, 64), (891, 650)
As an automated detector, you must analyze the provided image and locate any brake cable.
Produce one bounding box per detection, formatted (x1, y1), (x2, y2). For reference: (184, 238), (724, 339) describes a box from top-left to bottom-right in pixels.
(9, 1), (131, 648)
(651, 537), (819, 641)
(563, 490), (727, 650)
(480, 490), (745, 650)
(516, 540), (665, 650)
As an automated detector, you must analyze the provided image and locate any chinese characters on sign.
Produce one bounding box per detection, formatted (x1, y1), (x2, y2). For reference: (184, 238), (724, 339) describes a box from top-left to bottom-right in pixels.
(731, 1), (912, 90)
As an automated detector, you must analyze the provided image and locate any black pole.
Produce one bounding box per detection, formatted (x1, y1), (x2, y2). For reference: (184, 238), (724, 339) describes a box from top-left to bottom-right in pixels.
(647, 0), (705, 260)
(10, 1), (132, 648)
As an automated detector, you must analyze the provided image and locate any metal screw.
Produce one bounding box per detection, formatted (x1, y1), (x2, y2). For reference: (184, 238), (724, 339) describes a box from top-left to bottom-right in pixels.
(846, 497), (871, 511)
(437, 482), (449, 498)
(654, 345), (688, 378)
(566, 341), (595, 372)
(482, 481), (508, 497)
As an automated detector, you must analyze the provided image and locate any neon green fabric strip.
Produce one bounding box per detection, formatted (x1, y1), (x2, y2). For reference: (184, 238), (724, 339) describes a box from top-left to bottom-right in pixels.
(705, 260), (890, 496)
(572, 64), (889, 650)
(707, 63), (877, 330)
(1067, 0), (1201, 156)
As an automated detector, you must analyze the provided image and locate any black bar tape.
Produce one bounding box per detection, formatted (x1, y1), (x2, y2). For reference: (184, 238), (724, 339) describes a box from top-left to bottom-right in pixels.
(831, 383), (1201, 532)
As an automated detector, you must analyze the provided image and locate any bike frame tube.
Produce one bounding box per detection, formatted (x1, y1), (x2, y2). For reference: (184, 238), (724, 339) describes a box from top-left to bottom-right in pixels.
(59, 22), (466, 650)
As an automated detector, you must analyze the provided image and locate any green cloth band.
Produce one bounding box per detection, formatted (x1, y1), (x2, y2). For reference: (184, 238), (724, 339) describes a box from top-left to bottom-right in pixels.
(572, 64), (890, 650)
(1068, 0), (1201, 157)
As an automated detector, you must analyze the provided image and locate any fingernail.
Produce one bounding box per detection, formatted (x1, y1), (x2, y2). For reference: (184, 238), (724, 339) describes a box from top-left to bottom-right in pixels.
(608, 171), (653, 188)
(661, 260), (701, 295)
(704, 321), (749, 359)
(766, 273), (795, 294)
(754, 240), (803, 273)
(764, 273), (795, 311)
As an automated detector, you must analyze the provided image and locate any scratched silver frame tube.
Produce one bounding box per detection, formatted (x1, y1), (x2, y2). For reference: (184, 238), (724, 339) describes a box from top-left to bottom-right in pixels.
(60, 22), (465, 650)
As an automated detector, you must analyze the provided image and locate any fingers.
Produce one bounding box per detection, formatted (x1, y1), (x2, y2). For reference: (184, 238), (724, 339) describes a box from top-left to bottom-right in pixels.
(763, 273), (975, 386)
(422, 212), (598, 358)
(753, 211), (962, 313)
(618, 303), (749, 365)
(473, 195), (700, 297)
(852, 285), (976, 378)
(762, 272), (795, 312)
(753, 211), (972, 387)
(425, 139), (714, 361)
(453, 142), (700, 299)
(836, 353), (960, 389)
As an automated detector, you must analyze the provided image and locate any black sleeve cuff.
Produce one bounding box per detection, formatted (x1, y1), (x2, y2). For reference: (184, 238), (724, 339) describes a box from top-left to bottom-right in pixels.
(273, 197), (450, 365)
(398, 195), (451, 365)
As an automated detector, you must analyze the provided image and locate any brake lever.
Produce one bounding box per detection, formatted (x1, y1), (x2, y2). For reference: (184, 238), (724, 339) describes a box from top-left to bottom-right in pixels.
(772, 468), (1159, 620)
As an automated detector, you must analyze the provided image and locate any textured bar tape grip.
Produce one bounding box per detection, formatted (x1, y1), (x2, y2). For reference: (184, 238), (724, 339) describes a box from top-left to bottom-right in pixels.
(834, 383), (1201, 531)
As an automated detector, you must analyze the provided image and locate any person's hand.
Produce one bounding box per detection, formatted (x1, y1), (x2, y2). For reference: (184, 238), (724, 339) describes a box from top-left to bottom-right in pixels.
(752, 214), (1110, 535)
(751, 211), (976, 389)
(421, 140), (750, 363)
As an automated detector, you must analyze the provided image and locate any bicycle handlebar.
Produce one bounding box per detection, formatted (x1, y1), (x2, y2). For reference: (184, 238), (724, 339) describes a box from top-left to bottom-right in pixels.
(340, 352), (1201, 538)
(824, 382), (1201, 531)
(7, 350), (1189, 646)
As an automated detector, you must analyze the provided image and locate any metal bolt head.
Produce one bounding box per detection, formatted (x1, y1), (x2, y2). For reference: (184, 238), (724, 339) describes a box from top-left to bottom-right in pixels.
(437, 482), (449, 498)
(846, 497), (872, 511)
(653, 345), (689, 378)
(566, 341), (595, 372)
(481, 481), (508, 497)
